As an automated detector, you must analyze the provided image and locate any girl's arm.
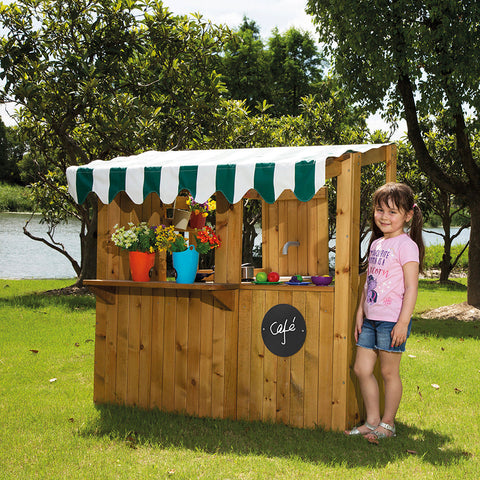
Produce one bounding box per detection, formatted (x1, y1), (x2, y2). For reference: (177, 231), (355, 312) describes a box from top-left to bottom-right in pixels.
(355, 289), (366, 343)
(391, 261), (419, 347)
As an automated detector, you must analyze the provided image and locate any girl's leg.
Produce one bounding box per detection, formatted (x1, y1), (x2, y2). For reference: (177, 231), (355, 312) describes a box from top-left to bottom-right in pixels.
(366, 350), (403, 438)
(345, 346), (381, 434)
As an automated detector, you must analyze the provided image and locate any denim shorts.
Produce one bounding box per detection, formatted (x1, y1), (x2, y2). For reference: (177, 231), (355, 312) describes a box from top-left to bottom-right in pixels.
(357, 318), (412, 353)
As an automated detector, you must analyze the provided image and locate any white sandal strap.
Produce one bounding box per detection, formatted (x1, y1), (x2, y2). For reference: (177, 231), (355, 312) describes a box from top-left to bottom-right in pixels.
(379, 422), (395, 433)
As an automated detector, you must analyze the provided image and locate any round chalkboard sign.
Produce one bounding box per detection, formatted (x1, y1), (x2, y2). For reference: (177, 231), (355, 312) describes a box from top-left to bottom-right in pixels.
(261, 304), (306, 357)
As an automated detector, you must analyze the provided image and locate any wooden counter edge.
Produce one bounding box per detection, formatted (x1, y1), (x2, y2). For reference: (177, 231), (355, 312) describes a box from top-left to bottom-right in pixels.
(84, 279), (240, 291)
(239, 283), (335, 292)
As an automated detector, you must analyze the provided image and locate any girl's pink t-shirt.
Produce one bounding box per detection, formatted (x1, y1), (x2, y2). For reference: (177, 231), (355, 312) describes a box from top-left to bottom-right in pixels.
(363, 233), (419, 323)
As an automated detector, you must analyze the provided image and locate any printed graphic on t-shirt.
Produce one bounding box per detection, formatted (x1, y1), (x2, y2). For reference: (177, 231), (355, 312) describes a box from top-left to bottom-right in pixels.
(367, 247), (394, 307)
(364, 234), (419, 322)
(366, 275), (378, 305)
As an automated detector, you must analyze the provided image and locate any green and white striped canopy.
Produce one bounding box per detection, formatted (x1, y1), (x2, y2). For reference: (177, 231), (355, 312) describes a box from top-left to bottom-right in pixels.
(66, 144), (389, 205)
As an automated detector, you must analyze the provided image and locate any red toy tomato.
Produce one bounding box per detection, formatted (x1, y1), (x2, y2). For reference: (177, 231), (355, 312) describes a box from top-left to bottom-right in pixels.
(267, 271), (280, 282)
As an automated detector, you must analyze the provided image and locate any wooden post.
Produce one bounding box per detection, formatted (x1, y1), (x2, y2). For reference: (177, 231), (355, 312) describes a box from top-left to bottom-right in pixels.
(386, 144), (397, 183)
(214, 192), (243, 283)
(332, 153), (361, 430)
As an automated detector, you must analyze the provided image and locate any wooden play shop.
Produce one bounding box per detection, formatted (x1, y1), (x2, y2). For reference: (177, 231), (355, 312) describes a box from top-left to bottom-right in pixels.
(66, 143), (396, 431)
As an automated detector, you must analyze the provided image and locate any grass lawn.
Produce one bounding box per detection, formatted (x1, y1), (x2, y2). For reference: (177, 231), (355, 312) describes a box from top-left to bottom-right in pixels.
(0, 278), (479, 479)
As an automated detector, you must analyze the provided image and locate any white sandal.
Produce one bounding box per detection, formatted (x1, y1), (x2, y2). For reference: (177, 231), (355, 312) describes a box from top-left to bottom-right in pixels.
(346, 421), (378, 436)
(369, 422), (396, 439)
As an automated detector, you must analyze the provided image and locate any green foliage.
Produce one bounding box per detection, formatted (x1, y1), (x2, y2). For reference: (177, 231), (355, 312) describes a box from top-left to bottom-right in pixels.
(0, 119), (7, 178)
(29, 169), (78, 226)
(0, 182), (33, 212)
(424, 243), (469, 271)
(219, 18), (328, 117)
(267, 27), (325, 116)
(219, 18), (272, 112)
(0, 122), (24, 184)
(306, 0), (480, 117)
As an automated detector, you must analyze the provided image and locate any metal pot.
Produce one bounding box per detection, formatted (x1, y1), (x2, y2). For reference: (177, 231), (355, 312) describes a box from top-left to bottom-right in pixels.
(241, 263), (254, 281)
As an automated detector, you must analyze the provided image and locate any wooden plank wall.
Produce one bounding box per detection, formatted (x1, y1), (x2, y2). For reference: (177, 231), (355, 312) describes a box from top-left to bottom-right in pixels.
(262, 188), (329, 277)
(93, 286), (239, 417)
(94, 193), (165, 404)
(237, 287), (335, 429)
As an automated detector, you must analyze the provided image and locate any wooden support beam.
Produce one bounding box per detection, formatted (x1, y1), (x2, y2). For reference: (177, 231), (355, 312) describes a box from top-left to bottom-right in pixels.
(215, 192), (243, 284)
(332, 153), (361, 431)
(385, 143), (397, 183)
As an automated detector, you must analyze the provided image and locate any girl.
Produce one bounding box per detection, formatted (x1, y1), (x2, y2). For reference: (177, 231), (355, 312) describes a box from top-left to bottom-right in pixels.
(346, 182), (424, 440)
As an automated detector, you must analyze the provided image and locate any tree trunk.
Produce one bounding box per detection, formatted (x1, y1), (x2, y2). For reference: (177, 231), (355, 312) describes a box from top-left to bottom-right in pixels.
(439, 240), (452, 283)
(242, 216), (258, 265)
(76, 199), (97, 287)
(439, 214), (452, 283)
(467, 200), (480, 307)
(242, 199), (261, 266)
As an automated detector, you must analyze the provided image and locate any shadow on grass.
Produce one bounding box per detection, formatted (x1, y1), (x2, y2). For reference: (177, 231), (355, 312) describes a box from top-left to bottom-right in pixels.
(418, 279), (467, 291)
(0, 290), (96, 311)
(79, 404), (471, 469)
(412, 317), (480, 340)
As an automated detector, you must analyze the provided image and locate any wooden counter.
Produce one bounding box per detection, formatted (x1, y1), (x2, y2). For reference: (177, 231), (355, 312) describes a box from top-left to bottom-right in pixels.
(87, 278), (348, 429)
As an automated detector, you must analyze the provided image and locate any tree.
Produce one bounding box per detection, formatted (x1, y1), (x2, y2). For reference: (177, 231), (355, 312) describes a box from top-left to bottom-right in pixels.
(306, 0), (480, 306)
(4, 126), (25, 185)
(0, 0), (231, 285)
(267, 27), (325, 116)
(0, 119), (8, 183)
(0, 121), (25, 184)
(397, 119), (471, 282)
(219, 20), (326, 117)
(219, 17), (272, 112)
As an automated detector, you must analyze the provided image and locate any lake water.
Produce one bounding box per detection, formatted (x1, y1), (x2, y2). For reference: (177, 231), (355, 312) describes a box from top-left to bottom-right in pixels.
(0, 212), (471, 279)
(0, 212), (81, 279)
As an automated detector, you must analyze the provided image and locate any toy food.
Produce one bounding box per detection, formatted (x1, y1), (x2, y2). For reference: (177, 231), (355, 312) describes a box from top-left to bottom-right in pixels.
(267, 271), (280, 282)
(256, 271), (268, 282)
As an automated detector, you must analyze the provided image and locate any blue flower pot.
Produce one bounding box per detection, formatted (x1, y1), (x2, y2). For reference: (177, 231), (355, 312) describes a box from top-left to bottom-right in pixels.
(172, 246), (199, 284)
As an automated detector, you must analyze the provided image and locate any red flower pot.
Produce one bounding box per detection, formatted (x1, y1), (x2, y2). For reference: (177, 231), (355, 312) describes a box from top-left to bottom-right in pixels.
(129, 251), (155, 282)
(188, 212), (206, 229)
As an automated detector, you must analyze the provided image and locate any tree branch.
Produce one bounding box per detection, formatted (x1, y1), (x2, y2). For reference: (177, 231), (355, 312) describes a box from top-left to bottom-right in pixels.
(396, 74), (466, 196)
(23, 215), (81, 276)
(453, 112), (480, 189)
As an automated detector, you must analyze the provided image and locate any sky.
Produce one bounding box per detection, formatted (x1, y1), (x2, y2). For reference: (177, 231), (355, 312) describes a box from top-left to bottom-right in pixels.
(0, 0), (406, 138)
(160, 0), (317, 37)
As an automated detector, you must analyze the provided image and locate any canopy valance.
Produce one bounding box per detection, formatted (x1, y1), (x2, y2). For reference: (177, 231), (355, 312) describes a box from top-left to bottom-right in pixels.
(66, 144), (389, 205)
